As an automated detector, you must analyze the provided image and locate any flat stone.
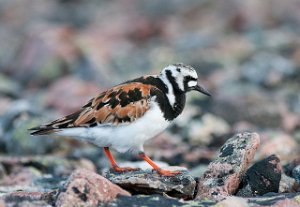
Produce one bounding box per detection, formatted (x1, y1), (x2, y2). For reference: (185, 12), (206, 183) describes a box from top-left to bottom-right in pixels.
(55, 169), (130, 207)
(100, 194), (216, 207)
(100, 193), (300, 207)
(196, 132), (260, 201)
(2, 191), (56, 207)
(104, 166), (196, 199)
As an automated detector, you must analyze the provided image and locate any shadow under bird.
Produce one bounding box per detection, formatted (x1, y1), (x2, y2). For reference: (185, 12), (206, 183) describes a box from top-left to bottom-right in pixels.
(29, 63), (211, 176)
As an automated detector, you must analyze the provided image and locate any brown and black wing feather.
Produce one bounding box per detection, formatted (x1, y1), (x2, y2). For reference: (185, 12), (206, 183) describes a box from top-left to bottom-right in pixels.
(29, 82), (155, 135)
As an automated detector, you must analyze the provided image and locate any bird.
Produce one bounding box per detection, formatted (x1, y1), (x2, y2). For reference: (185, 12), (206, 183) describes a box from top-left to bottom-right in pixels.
(29, 63), (211, 176)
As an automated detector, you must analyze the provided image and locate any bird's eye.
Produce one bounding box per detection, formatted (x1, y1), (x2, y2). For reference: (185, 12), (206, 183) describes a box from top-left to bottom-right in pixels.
(186, 76), (197, 81)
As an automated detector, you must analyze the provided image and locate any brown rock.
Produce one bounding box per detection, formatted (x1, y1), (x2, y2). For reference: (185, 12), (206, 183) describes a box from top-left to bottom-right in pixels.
(196, 132), (260, 201)
(55, 169), (130, 207)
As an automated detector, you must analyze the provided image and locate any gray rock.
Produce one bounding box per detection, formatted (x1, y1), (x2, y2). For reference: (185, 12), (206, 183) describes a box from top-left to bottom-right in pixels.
(292, 165), (300, 184)
(0, 74), (21, 98)
(241, 52), (295, 86)
(104, 167), (196, 199)
(2, 191), (56, 207)
(101, 192), (300, 207)
(279, 173), (297, 193)
(0, 100), (58, 155)
(0, 167), (64, 197)
(0, 155), (96, 177)
(196, 132), (260, 201)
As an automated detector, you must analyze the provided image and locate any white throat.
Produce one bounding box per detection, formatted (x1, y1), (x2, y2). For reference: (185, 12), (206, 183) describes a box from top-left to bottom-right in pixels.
(159, 74), (176, 107)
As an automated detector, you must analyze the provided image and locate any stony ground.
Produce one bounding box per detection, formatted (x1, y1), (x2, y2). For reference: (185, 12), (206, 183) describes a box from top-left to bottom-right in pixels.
(0, 1), (300, 207)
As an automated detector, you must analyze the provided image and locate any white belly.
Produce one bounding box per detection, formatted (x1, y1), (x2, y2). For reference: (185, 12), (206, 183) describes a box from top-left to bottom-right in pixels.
(56, 102), (171, 153)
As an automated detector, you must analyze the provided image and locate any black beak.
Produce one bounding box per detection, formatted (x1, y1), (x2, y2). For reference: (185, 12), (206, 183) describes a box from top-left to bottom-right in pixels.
(193, 85), (211, 97)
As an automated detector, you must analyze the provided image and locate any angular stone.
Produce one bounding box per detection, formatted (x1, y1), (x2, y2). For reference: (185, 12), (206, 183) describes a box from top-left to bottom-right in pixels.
(237, 155), (282, 196)
(196, 132), (260, 200)
(56, 169), (130, 207)
(105, 167), (196, 199)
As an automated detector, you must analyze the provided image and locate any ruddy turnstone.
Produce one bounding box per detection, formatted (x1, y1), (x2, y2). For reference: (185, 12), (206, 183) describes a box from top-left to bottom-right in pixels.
(30, 63), (211, 176)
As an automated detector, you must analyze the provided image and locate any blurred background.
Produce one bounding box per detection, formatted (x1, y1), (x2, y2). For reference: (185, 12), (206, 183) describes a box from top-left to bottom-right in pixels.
(0, 0), (300, 176)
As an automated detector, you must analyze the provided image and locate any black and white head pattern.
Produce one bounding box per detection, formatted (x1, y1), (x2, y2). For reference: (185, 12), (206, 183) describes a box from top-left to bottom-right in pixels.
(159, 63), (198, 106)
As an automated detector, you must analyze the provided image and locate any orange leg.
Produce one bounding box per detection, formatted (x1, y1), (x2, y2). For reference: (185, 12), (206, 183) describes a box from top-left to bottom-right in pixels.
(103, 147), (139, 172)
(138, 152), (181, 176)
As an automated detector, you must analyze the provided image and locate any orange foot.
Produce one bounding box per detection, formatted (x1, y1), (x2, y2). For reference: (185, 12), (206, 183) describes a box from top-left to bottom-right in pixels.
(112, 166), (140, 173)
(155, 169), (182, 176)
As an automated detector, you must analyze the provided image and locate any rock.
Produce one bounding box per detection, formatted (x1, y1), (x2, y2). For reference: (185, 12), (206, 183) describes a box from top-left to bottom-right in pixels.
(100, 194), (187, 207)
(56, 169), (130, 207)
(190, 164), (208, 177)
(101, 193), (300, 207)
(45, 76), (100, 115)
(0, 155), (96, 178)
(0, 167), (64, 197)
(258, 132), (299, 161)
(2, 191), (56, 207)
(246, 193), (300, 207)
(104, 167), (196, 199)
(212, 91), (283, 128)
(196, 132), (260, 201)
(0, 100), (60, 155)
(237, 155), (282, 196)
(292, 165), (300, 185)
(279, 173), (297, 193)
(216, 196), (249, 207)
(283, 157), (300, 177)
(0, 167), (41, 187)
(0, 74), (21, 98)
(188, 113), (230, 146)
(240, 52), (296, 87)
(8, 25), (79, 88)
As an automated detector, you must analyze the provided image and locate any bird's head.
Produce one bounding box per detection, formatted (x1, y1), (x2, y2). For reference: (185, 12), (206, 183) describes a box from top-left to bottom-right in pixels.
(159, 63), (211, 96)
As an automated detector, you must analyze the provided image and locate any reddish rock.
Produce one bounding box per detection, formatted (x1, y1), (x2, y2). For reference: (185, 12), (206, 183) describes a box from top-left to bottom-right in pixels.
(258, 132), (298, 161)
(215, 193), (300, 207)
(55, 169), (130, 207)
(0, 167), (40, 186)
(45, 76), (100, 115)
(196, 132), (260, 201)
